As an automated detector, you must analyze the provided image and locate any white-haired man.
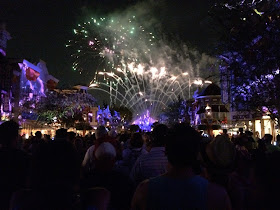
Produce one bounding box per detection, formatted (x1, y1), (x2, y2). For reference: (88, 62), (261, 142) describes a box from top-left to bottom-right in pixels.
(82, 126), (108, 171)
(82, 142), (134, 209)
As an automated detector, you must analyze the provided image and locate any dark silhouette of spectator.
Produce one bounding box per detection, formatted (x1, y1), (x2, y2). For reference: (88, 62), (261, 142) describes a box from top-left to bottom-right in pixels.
(251, 151), (280, 209)
(130, 124), (169, 186)
(238, 127), (244, 136)
(10, 140), (81, 209)
(82, 126), (108, 170)
(74, 137), (86, 165)
(55, 128), (68, 141)
(0, 120), (30, 209)
(118, 132), (130, 150)
(244, 130), (257, 151)
(200, 135), (236, 188)
(43, 134), (51, 143)
(122, 132), (148, 171)
(82, 187), (111, 210)
(82, 142), (134, 210)
(82, 126), (121, 176)
(132, 123), (231, 210)
(28, 131), (45, 154)
(222, 129), (229, 139)
(263, 134), (280, 153)
(68, 131), (76, 144)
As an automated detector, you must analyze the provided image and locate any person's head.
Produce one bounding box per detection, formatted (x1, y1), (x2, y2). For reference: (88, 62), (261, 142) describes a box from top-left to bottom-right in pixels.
(223, 129), (227, 135)
(205, 135), (236, 170)
(45, 134), (51, 141)
(130, 132), (144, 148)
(245, 130), (253, 137)
(95, 142), (116, 171)
(0, 120), (19, 148)
(118, 133), (130, 143)
(55, 128), (68, 141)
(35, 131), (42, 139)
(263, 134), (273, 145)
(74, 138), (83, 149)
(108, 129), (117, 138)
(151, 124), (168, 147)
(239, 127), (244, 134)
(95, 126), (108, 140)
(165, 123), (201, 168)
(67, 131), (76, 143)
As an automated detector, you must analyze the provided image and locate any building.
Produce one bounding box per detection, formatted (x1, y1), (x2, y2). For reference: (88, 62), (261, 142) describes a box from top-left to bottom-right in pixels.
(194, 83), (229, 137)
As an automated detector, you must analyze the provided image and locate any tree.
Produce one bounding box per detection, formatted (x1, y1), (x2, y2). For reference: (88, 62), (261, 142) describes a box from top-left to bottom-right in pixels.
(110, 104), (133, 124)
(36, 91), (97, 128)
(162, 96), (191, 126)
(209, 0), (280, 120)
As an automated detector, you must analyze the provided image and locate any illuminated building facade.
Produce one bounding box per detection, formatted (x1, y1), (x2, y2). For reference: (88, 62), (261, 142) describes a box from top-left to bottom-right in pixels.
(194, 83), (229, 136)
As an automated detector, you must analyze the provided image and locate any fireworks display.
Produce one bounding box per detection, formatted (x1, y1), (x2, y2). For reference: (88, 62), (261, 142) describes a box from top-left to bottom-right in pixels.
(67, 14), (216, 119)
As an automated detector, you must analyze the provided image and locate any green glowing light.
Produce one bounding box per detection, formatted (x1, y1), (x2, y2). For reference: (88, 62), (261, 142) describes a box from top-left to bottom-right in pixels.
(254, 9), (264, 16)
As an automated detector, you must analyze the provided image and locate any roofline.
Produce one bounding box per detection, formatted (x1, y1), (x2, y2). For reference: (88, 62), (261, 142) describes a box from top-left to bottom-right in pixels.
(196, 95), (221, 99)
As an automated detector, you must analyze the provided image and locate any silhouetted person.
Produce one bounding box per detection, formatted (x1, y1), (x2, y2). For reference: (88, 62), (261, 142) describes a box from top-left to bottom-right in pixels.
(122, 132), (147, 171)
(130, 124), (169, 186)
(252, 151), (280, 209)
(82, 142), (134, 210)
(132, 124), (231, 210)
(10, 140), (81, 209)
(68, 131), (76, 144)
(263, 134), (280, 153)
(238, 128), (244, 136)
(0, 120), (30, 209)
(55, 128), (68, 141)
(28, 131), (45, 154)
(82, 126), (121, 175)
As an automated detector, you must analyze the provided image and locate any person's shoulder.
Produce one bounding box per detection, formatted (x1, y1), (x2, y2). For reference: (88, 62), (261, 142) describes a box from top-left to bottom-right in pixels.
(87, 145), (95, 151)
(137, 179), (149, 191)
(131, 179), (149, 210)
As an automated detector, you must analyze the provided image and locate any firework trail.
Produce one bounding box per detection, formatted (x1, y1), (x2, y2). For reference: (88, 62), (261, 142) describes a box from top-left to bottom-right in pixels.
(67, 13), (217, 119)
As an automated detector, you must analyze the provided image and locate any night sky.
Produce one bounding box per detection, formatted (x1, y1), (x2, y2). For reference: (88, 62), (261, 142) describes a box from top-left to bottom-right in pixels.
(0, 0), (217, 90)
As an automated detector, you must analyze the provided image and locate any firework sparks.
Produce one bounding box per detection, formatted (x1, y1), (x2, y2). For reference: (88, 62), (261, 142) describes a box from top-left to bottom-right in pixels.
(68, 15), (217, 119)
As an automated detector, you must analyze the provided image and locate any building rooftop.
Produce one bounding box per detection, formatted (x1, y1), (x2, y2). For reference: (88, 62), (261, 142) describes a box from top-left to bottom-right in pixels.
(198, 83), (221, 97)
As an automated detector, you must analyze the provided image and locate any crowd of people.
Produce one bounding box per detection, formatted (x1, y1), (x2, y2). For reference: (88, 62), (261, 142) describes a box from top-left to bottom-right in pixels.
(1, 120), (280, 209)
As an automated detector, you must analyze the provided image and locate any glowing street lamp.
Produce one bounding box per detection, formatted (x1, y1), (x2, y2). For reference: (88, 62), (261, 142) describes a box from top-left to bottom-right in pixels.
(205, 104), (212, 116)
